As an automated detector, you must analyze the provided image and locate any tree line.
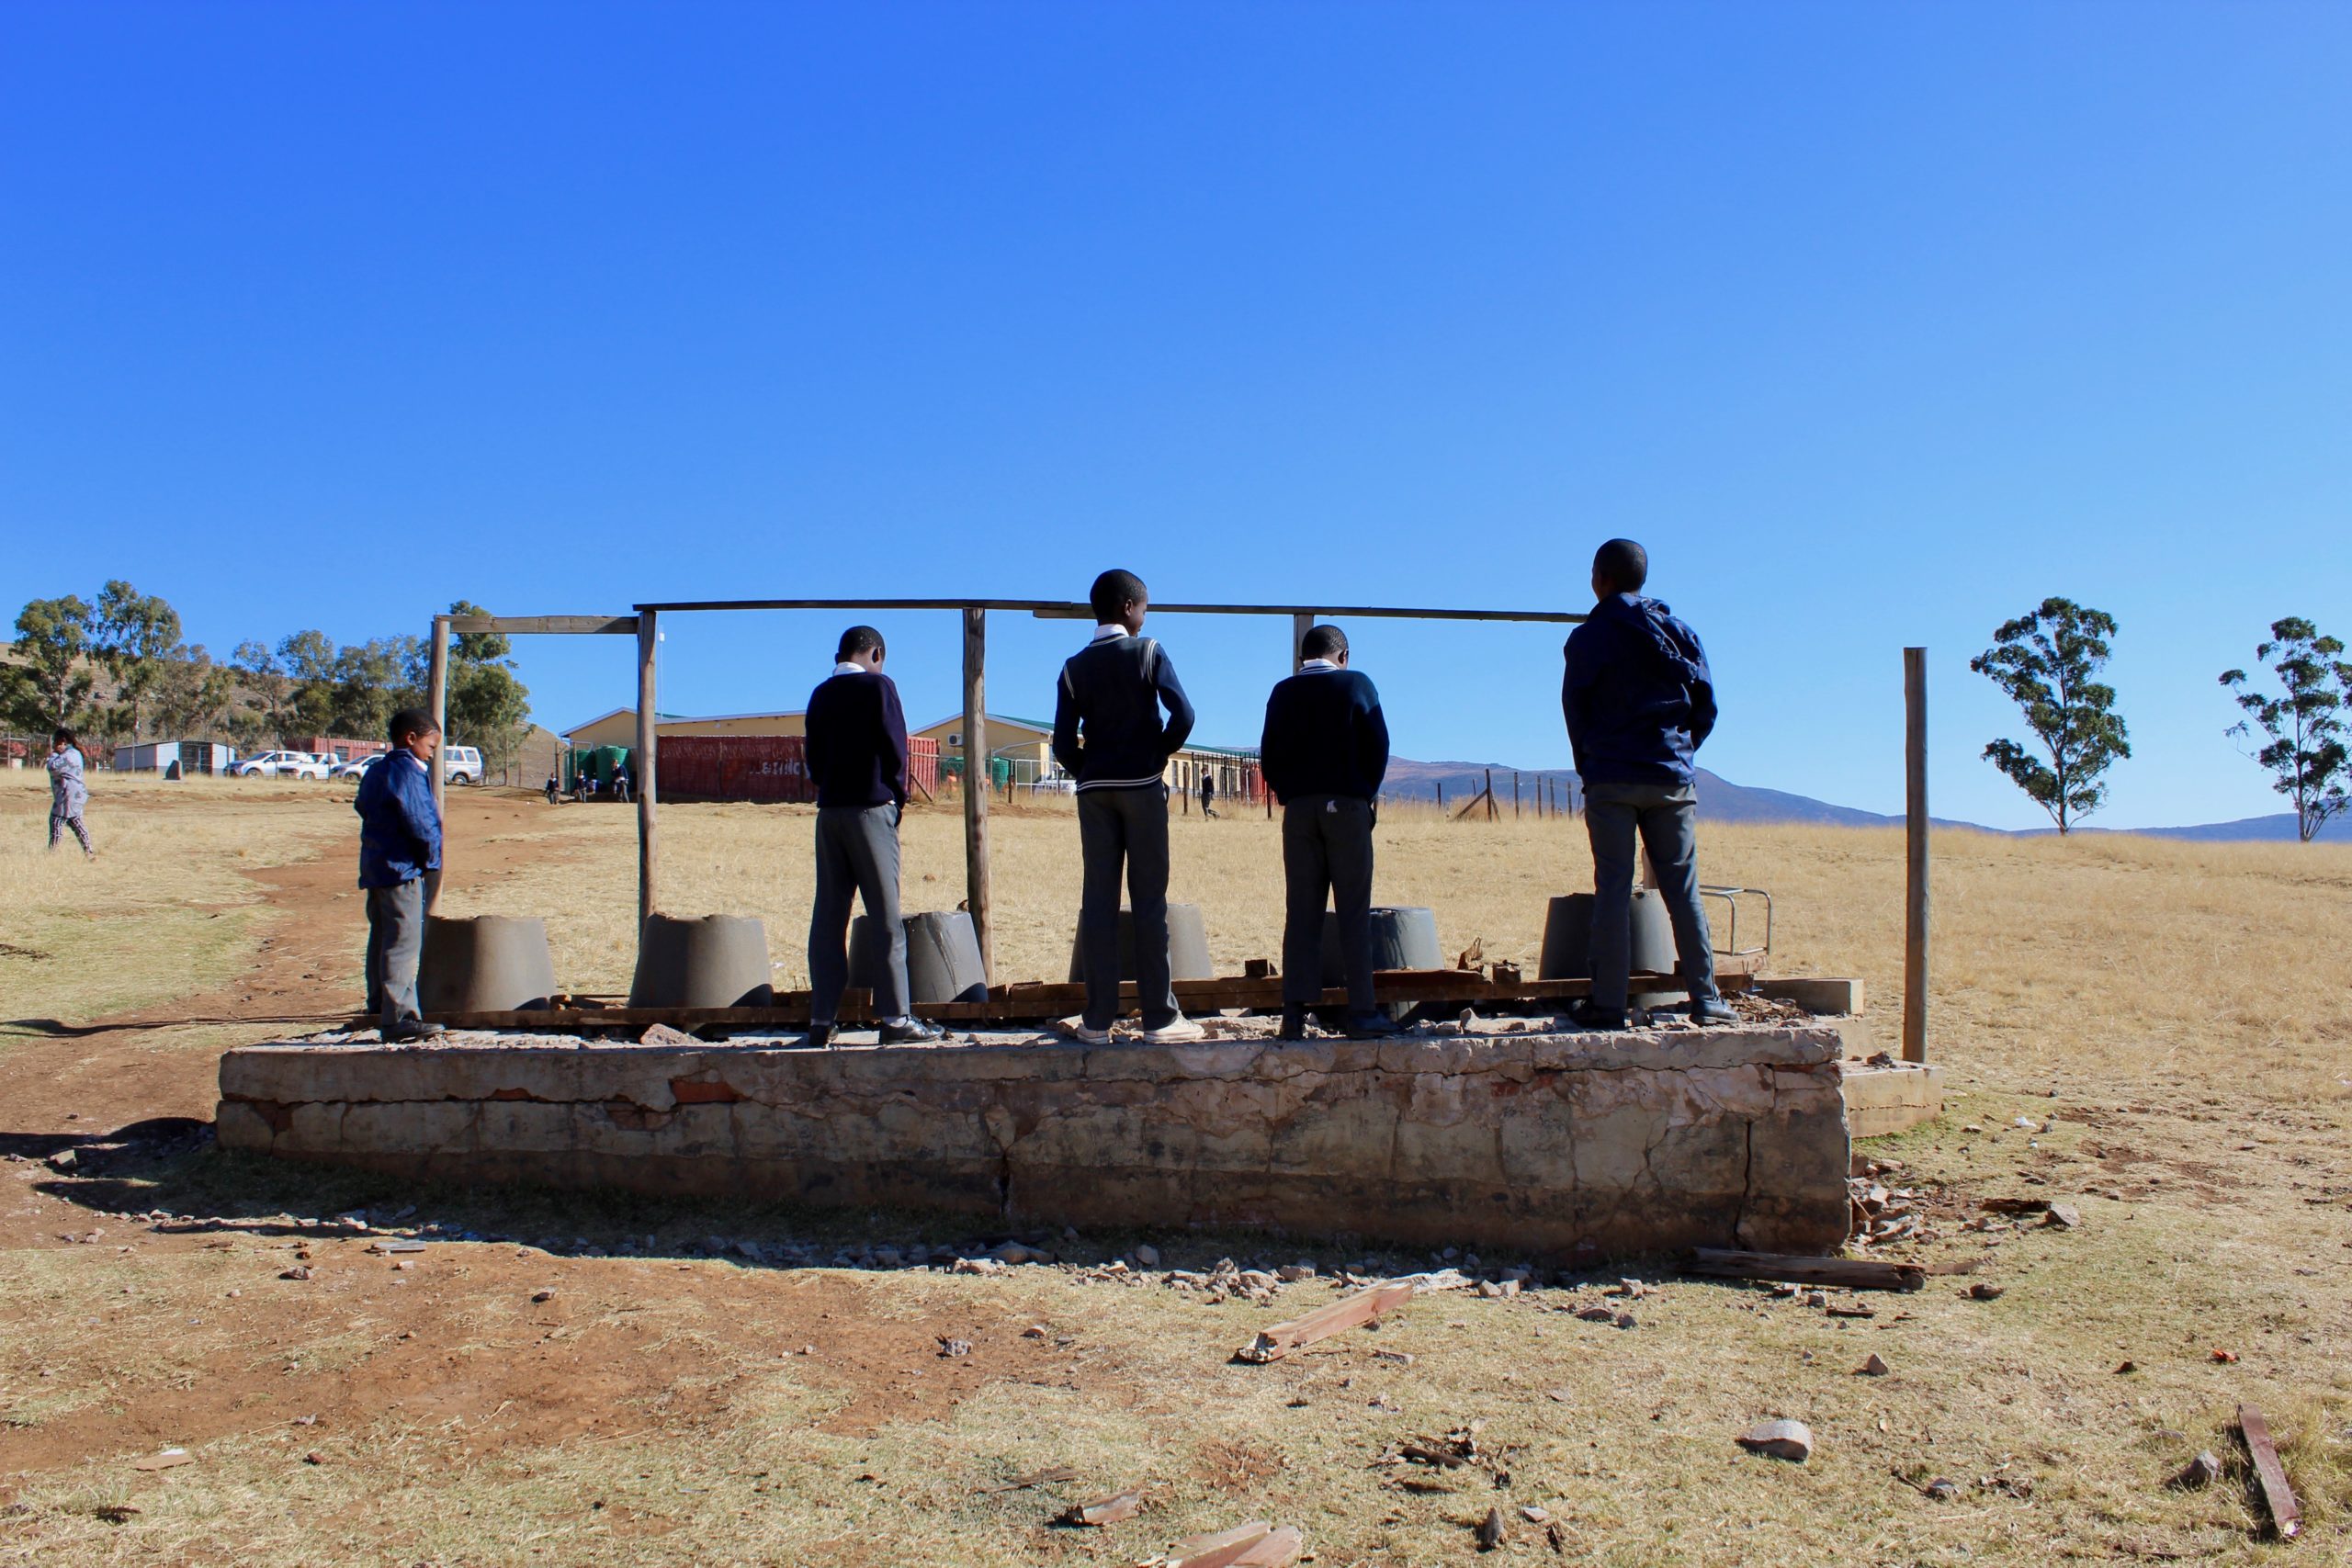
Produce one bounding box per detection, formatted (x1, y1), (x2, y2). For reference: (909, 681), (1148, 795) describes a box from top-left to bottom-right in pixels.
(1973, 600), (2349, 842)
(2, 583), (534, 772)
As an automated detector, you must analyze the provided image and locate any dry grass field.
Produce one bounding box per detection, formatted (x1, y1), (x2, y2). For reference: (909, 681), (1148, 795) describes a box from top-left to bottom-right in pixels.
(1, 777), (2348, 1565)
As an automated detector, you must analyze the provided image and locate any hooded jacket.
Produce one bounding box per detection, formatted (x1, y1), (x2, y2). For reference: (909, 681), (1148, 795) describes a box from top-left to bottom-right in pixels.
(1561, 592), (1717, 786)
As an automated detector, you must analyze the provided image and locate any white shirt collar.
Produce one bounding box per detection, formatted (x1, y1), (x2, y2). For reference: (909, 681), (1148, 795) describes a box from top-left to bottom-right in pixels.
(832, 660), (867, 675)
(1301, 658), (1342, 672)
(1091, 624), (1127, 642)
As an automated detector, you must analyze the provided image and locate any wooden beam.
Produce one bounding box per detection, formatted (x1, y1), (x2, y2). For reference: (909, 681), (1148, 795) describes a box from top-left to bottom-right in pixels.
(1686, 1248), (1927, 1292)
(1903, 647), (1928, 1063)
(628, 595), (1585, 625)
(425, 615), (449, 912)
(2236, 1404), (2302, 1540)
(1235, 1280), (1415, 1362)
(444, 615), (639, 636)
(636, 610), (660, 929)
(1291, 611), (1312, 675)
(962, 607), (991, 977)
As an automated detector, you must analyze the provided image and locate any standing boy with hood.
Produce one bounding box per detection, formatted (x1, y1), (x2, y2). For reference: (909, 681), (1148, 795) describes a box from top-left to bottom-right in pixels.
(1561, 538), (1736, 1029)
(1052, 569), (1205, 1044)
(354, 707), (447, 1042)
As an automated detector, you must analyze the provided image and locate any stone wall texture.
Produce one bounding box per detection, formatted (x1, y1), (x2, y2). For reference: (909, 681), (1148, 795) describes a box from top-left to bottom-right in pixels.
(216, 1028), (1853, 1257)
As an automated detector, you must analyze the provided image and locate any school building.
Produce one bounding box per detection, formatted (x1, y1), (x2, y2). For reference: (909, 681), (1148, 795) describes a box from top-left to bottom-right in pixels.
(913, 712), (1263, 802)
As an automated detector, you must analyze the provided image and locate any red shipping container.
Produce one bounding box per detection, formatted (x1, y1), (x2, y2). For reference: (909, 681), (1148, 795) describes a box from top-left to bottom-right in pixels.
(658, 734), (939, 803)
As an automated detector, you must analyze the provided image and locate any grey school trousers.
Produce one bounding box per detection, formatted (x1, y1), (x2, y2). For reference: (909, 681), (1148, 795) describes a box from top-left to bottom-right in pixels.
(1282, 795), (1376, 1011)
(1582, 780), (1719, 1012)
(809, 803), (909, 1025)
(365, 876), (428, 1032)
(1076, 784), (1179, 1032)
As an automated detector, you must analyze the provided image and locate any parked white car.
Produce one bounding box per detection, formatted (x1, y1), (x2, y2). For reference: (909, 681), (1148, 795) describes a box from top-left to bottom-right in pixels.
(441, 745), (483, 785)
(232, 750), (331, 781)
(331, 754), (382, 780)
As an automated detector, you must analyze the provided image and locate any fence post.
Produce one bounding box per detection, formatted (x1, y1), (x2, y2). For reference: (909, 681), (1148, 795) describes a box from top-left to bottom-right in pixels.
(964, 608), (991, 978)
(1904, 647), (1929, 1064)
(635, 609), (659, 928)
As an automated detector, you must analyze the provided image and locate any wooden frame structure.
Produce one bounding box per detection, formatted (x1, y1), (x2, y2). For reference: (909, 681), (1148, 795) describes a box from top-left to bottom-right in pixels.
(435, 598), (1581, 970)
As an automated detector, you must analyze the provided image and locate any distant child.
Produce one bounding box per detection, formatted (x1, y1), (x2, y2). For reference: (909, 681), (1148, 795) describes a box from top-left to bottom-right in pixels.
(1198, 771), (1217, 818)
(45, 728), (94, 858)
(354, 707), (447, 1042)
(1050, 569), (1204, 1043)
(544, 771), (560, 805)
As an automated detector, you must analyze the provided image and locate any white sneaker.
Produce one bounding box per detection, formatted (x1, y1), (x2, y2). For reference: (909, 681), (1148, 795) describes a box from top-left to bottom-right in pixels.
(1055, 1016), (1114, 1045)
(1140, 1015), (1206, 1044)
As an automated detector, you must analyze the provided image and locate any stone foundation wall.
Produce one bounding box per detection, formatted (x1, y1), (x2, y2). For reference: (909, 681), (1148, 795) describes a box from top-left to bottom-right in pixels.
(216, 1028), (1852, 1257)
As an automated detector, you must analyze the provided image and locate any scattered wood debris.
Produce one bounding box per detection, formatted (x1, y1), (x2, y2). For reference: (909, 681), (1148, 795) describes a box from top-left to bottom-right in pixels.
(1057, 1487), (1143, 1527)
(2236, 1405), (2301, 1540)
(1979, 1196), (2051, 1214)
(1475, 1506), (1505, 1551)
(1965, 1282), (2005, 1301)
(129, 1449), (192, 1472)
(1688, 1249), (1925, 1292)
(975, 1465), (1079, 1495)
(1235, 1281), (1413, 1363)
(1736, 1420), (1814, 1462)
(1229, 1526), (1304, 1566)
(366, 1238), (425, 1255)
(2168, 1450), (2222, 1490)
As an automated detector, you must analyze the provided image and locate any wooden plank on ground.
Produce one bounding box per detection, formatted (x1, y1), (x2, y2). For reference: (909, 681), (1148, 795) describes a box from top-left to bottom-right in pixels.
(1685, 1248), (1926, 1292)
(1235, 1281), (1414, 1363)
(2236, 1404), (2302, 1540)
(1165, 1522), (1275, 1568)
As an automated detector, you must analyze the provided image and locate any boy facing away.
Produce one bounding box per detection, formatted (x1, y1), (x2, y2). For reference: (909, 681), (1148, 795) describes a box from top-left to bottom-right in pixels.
(354, 707), (447, 1042)
(1051, 569), (1205, 1044)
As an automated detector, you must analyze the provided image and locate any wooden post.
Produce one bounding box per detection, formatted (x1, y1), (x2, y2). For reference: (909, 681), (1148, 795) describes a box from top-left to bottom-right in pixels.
(963, 607), (992, 977)
(426, 615), (450, 911)
(1904, 647), (1929, 1064)
(636, 610), (660, 929)
(1484, 767), (1496, 820)
(1512, 772), (1521, 818)
(1291, 611), (1312, 674)
(1436, 782), (1446, 813)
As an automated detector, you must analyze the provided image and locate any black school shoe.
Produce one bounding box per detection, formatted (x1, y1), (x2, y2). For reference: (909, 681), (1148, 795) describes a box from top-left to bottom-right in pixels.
(385, 1019), (447, 1043)
(1343, 1010), (1401, 1037)
(1276, 1005), (1308, 1041)
(1686, 996), (1738, 1026)
(806, 1023), (833, 1048)
(879, 1019), (945, 1044)
(1566, 998), (1627, 1032)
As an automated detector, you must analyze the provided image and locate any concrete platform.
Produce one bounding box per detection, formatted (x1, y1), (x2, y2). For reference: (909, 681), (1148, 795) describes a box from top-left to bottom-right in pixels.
(216, 1021), (1854, 1258)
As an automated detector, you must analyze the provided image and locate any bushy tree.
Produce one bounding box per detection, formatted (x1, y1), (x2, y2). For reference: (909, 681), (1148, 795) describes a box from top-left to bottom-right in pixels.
(1969, 597), (2131, 834)
(232, 640), (293, 746)
(2222, 617), (2351, 843)
(277, 629), (339, 739)
(445, 601), (532, 777)
(330, 637), (425, 739)
(153, 644), (238, 738)
(91, 581), (183, 743)
(3, 595), (96, 734)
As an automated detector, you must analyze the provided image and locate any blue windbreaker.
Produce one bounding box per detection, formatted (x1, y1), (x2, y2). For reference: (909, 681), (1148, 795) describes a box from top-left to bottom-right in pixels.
(355, 751), (443, 888)
(1561, 593), (1718, 786)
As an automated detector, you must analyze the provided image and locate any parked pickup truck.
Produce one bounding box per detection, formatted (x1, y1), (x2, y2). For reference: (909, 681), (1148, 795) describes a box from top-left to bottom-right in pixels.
(232, 750), (331, 781)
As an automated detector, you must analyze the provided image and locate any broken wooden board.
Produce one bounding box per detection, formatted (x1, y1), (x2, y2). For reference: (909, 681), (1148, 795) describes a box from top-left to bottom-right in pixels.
(2236, 1404), (2302, 1540)
(1229, 1527), (1306, 1567)
(1235, 1281), (1415, 1363)
(415, 955), (1772, 1031)
(1165, 1521), (1274, 1568)
(1057, 1487), (1143, 1527)
(1686, 1248), (1926, 1292)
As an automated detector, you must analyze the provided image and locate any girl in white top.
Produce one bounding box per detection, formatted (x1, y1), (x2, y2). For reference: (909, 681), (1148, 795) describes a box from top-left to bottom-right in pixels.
(45, 728), (94, 857)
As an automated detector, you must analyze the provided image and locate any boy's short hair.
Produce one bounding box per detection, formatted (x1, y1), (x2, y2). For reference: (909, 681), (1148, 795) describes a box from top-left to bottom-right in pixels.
(388, 707), (439, 745)
(1090, 569), (1148, 623)
(836, 625), (885, 662)
(52, 726), (77, 747)
(1593, 538), (1649, 593)
(1300, 624), (1348, 661)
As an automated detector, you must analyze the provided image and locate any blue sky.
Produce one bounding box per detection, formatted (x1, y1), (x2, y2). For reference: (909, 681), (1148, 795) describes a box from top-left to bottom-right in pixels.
(5, 3), (2347, 829)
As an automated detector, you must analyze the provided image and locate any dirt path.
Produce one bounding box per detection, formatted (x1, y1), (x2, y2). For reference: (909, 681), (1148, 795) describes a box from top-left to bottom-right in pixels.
(0, 792), (574, 1133)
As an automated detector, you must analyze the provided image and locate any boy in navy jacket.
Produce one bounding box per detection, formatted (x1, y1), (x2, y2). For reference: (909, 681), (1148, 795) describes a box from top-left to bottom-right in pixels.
(1260, 624), (1394, 1038)
(804, 626), (943, 1047)
(1051, 570), (1204, 1044)
(354, 707), (446, 1041)
(1561, 537), (1731, 1029)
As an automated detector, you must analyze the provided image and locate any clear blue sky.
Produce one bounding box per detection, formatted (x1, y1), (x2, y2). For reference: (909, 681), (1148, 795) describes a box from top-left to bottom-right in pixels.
(6, 3), (2347, 829)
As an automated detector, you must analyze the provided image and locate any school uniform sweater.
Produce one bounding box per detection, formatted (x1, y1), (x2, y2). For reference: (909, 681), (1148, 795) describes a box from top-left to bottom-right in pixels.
(806, 666), (911, 809)
(1051, 628), (1195, 790)
(1259, 662), (1390, 803)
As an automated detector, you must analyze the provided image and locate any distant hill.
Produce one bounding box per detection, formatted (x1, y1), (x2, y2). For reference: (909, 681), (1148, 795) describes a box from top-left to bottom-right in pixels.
(1381, 756), (2340, 842)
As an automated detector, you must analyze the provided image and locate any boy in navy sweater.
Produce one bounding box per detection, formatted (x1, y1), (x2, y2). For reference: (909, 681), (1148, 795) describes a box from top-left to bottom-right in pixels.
(804, 626), (943, 1047)
(1051, 569), (1204, 1044)
(1260, 624), (1395, 1038)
